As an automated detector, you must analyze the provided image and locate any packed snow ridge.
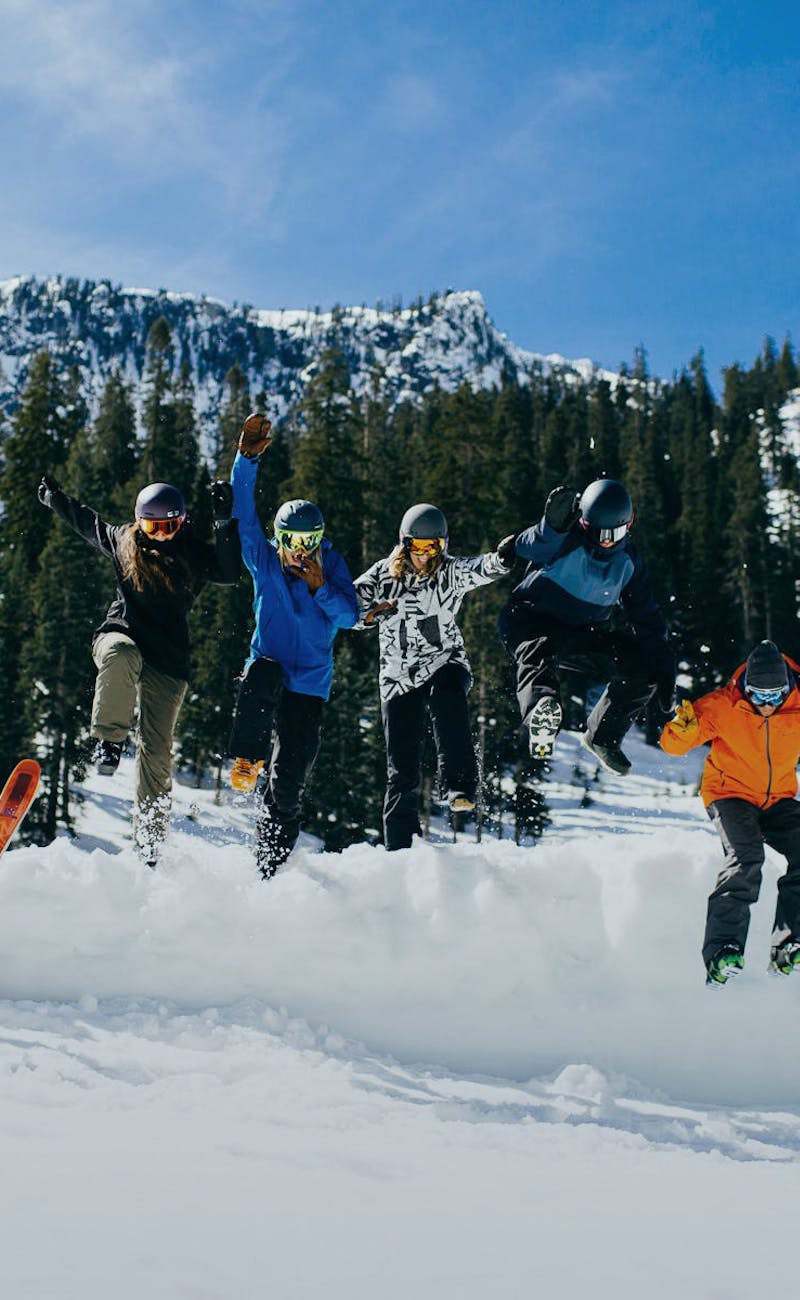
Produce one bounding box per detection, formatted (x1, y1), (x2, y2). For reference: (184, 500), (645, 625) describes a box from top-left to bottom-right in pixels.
(3, 728), (800, 1298)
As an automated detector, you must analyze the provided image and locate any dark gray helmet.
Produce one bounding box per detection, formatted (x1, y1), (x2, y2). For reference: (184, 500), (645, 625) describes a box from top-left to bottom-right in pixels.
(274, 498), (324, 542)
(399, 503), (448, 544)
(134, 482), (186, 522)
(579, 478), (632, 544)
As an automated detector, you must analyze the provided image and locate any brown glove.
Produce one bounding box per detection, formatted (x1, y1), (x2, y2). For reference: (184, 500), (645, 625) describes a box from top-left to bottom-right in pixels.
(363, 600), (398, 625)
(238, 412), (272, 459)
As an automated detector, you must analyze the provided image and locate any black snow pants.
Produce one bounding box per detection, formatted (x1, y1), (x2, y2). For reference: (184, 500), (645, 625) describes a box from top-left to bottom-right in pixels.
(382, 663), (477, 851)
(499, 603), (657, 747)
(703, 797), (800, 963)
(228, 657), (323, 869)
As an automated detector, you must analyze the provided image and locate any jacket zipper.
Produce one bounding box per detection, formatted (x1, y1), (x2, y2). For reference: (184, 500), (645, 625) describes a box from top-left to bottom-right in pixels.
(762, 717), (773, 807)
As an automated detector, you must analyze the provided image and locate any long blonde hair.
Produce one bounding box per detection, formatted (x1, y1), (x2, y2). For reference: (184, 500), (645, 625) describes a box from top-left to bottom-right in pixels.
(118, 524), (194, 595)
(387, 542), (443, 583)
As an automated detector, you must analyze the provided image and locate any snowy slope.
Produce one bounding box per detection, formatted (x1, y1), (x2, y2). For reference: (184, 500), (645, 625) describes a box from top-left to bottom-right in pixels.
(2, 732), (798, 1299)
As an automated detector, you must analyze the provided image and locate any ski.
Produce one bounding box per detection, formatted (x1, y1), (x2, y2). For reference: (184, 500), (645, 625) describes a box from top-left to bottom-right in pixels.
(0, 760), (41, 858)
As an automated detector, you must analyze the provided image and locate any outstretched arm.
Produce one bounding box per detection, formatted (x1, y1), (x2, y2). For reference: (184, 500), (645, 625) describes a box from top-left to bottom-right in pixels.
(448, 548), (512, 596)
(38, 475), (116, 559)
(660, 694), (719, 754)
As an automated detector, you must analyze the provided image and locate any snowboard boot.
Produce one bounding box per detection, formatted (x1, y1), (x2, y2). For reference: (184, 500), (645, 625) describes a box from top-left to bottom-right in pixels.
(582, 733), (631, 777)
(769, 938), (800, 975)
(447, 791), (476, 813)
(95, 740), (123, 776)
(230, 757), (264, 793)
(705, 943), (744, 987)
(527, 697), (562, 759)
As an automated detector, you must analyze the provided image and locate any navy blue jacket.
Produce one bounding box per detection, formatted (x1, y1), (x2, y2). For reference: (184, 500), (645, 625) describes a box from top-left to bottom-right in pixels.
(510, 518), (673, 672)
(231, 452), (359, 699)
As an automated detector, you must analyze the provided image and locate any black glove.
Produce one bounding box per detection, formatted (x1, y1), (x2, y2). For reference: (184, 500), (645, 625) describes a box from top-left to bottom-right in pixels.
(655, 677), (677, 714)
(496, 534), (517, 568)
(38, 473), (60, 509)
(209, 480), (233, 523)
(544, 485), (581, 533)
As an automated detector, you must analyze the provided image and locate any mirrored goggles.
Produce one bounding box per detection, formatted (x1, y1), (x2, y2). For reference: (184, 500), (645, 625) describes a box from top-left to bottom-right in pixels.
(137, 514), (185, 537)
(581, 519), (629, 544)
(406, 536), (445, 556)
(276, 527), (324, 552)
(746, 684), (789, 707)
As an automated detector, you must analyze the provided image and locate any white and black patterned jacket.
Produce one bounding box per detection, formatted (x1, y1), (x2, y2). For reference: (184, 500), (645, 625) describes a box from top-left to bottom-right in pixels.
(354, 552), (509, 700)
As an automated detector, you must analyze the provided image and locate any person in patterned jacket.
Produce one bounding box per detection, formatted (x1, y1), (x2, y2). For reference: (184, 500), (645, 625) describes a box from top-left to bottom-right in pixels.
(355, 503), (515, 851)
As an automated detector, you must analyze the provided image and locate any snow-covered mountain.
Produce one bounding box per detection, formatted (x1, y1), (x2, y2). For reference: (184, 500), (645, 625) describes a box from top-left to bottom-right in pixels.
(2, 729), (799, 1297)
(0, 274), (604, 440)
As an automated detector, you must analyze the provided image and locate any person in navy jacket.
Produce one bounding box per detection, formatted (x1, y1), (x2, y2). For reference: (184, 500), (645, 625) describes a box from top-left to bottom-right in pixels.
(498, 478), (675, 775)
(227, 413), (359, 877)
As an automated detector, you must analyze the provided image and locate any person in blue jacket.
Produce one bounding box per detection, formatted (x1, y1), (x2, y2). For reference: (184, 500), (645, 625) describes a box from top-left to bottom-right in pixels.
(498, 478), (675, 775)
(227, 412), (359, 876)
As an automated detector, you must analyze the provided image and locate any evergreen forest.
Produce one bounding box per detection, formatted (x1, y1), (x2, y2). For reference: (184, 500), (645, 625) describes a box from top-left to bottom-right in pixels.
(1, 315), (799, 849)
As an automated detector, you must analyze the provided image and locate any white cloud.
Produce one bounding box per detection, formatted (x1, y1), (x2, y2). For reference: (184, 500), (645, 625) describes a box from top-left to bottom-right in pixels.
(0, 0), (292, 212)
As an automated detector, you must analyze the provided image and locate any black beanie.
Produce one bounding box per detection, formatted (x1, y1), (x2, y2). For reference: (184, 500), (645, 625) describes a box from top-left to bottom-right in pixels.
(744, 640), (790, 692)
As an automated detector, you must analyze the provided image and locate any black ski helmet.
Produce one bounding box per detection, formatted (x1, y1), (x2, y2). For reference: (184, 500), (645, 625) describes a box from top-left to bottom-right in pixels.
(134, 482), (186, 522)
(579, 478), (633, 544)
(399, 503), (449, 545)
(273, 499), (325, 538)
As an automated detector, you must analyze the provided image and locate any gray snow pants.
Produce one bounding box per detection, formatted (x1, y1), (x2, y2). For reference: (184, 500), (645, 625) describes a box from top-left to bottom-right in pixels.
(703, 796), (800, 963)
(92, 631), (187, 858)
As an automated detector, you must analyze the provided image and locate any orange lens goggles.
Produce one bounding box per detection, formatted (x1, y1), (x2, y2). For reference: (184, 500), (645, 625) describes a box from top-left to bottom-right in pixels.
(407, 537), (444, 555)
(138, 515), (185, 537)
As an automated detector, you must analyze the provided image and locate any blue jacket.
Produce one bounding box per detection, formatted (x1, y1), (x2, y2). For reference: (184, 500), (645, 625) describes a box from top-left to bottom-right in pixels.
(511, 518), (673, 673)
(231, 452), (359, 699)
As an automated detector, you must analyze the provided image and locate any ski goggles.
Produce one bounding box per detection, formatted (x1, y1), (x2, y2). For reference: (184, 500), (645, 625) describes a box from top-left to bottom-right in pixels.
(745, 684), (789, 707)
(137, 514), (185, 537)
(580, 519), (630, 544)
(405, 537), (445, 556)
(275, 527), (324, 552)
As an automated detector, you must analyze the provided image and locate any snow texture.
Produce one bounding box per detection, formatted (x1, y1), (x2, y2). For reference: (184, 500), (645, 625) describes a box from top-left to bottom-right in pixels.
(1, 728), (798, 1298)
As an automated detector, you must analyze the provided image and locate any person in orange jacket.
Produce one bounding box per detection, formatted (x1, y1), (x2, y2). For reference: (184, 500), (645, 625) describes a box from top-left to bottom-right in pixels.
(661, 640), (800, 986)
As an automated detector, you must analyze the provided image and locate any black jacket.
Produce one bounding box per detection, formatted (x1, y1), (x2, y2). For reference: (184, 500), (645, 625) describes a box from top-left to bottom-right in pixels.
(49, 489), (241, 680)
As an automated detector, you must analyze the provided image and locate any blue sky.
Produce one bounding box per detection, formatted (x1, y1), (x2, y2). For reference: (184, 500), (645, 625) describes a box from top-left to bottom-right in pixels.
(1, 0), (798, 387)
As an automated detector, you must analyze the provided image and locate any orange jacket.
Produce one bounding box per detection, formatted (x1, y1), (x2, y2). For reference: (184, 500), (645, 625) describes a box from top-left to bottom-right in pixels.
(660, 656), (800, 808)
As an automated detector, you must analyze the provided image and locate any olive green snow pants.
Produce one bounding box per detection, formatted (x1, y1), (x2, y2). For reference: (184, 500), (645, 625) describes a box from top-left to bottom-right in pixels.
(92, 632), (187, 857)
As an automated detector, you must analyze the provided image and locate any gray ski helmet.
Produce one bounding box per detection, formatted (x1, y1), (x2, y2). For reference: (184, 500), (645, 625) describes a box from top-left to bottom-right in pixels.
(273, 498), (324, 537)
(134, 482), (186, 522)
(399, 503), (448, 545)
(579, 478), (633, 544)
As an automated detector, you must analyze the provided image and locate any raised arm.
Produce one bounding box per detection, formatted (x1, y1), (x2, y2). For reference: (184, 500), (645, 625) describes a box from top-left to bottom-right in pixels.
(38, 475), (116, 559)
(203, 480), (242, 585)
(230, 451), (269, 579)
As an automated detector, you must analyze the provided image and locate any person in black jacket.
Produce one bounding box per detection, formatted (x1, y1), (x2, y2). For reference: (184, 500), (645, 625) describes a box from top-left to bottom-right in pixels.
(38, 475), (241, 864)
(499, 478), (675, 775)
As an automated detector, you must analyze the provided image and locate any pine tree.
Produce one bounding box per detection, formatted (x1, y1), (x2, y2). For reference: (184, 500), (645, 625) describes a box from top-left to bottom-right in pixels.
(0, 352), (72, 786)
(287, 347), (363, 569)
